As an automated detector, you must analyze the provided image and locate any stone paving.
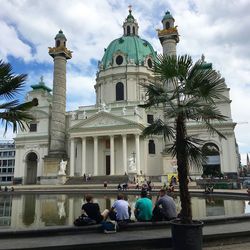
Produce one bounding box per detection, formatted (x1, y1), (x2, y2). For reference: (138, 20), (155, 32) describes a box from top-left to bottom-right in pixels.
(204, 242), (250, 249)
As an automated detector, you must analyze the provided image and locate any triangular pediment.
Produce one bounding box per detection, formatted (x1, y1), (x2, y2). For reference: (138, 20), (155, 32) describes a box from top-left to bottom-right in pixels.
(69, 111), (142, 131)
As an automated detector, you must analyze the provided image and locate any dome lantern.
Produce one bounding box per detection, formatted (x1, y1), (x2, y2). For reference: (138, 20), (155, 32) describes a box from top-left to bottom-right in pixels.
(123, 5), (139, 36)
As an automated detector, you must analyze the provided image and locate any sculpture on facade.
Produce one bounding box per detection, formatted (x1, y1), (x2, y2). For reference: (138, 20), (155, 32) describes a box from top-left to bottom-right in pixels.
(71, 111), (78, 120)
(58, 159), (67, 175)
(122, 106), (126, 115)
(128, 156), (136, 173)
(134, 106), (139, 115)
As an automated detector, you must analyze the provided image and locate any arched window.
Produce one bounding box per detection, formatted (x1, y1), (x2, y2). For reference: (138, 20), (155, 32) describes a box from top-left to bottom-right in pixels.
(56, 40), (60, 47)
(165, 22), (170, 29)
(148, 140), (155, 154)
(127, 26), (131, 35)
(202, 143), (221, 177)
(132, 26), (135, 35)
(116, 82), (124, 101)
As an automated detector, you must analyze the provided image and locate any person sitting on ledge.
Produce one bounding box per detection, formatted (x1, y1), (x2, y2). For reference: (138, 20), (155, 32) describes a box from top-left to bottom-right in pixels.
(122, 183), (128, 191)
(205, 185), (214, 194)
(117, 183), (122, 191)
(109, 193), (131, 221)
(82, 195), (109, 223)
(153, 189), (177, 221)
(134, 190), (152, 222)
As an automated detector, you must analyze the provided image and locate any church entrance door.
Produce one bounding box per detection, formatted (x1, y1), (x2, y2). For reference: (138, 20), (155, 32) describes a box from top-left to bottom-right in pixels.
(26, 152), (38, 184)
(106, 155), (110, 175)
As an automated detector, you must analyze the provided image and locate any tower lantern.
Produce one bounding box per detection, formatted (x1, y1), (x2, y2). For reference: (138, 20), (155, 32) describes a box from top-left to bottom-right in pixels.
(157, 11), (179, 56)
(55, 30), (67, 48)
(123, 5), (139, 36)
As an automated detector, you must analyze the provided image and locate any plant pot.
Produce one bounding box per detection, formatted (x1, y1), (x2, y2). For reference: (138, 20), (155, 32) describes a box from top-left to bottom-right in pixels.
(170, 219), (204, 250)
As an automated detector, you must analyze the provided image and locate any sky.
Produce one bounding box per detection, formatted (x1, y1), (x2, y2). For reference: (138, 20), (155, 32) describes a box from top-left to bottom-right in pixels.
(0, 0), (249, 164)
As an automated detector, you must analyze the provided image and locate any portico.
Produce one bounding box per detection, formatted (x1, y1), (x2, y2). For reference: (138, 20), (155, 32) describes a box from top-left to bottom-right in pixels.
(68, 111), (145, 177)
(69, 132), (143, 177)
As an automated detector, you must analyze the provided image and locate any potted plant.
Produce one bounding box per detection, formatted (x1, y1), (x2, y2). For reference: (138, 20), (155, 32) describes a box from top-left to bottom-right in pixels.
(139, 54), (227, 250)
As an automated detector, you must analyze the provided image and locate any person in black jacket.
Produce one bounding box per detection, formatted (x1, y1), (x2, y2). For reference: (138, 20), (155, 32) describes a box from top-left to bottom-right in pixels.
(82, 195), (109, 223)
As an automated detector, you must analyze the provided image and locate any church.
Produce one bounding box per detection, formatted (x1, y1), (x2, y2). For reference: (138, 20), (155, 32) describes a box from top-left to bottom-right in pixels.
(14, 10), (239, 185)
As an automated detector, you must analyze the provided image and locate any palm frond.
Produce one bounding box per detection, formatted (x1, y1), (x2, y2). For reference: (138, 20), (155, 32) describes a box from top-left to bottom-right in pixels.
(0, 98), (38, 134)
(0, 60), (27, 99)
(142, 119), (175, 142)
(0, 100), (20, 110)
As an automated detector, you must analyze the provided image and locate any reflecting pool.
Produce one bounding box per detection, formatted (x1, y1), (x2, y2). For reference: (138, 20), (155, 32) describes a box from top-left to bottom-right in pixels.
(0, 193), (249, 229)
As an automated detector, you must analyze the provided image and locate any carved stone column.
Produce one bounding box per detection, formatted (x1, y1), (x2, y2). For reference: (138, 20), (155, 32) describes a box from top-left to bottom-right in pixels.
(81, 137), (86, 176)
(122, 134), (127, 174)
(70, 138), (75, 176)
(135, 134), (140, 175)
(94, 137), (98, 175)
(110, 135), (115, 175)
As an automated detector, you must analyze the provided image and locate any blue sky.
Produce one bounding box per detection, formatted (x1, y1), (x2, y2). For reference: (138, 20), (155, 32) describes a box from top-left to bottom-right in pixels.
(0, 0), (249, 164)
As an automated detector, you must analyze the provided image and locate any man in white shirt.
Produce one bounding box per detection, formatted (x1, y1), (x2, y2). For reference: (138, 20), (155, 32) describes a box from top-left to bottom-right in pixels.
(110, 193), (130, 221)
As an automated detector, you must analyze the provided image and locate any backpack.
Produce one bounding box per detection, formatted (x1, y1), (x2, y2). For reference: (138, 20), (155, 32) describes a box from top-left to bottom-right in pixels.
(74, 215), (96, 226)
(101, 221), (117, 233)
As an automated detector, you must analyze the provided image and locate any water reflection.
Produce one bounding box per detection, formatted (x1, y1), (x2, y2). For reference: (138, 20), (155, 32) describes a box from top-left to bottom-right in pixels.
(0, 194), (248, 229)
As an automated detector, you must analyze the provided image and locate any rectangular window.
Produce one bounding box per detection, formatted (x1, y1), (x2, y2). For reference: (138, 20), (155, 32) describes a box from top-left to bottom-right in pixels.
(3, 152), (8, 157)
(8, 151), (15, 157)
(2, 160), (7, 167)
(7, 168), (13, 173)
(7, 177), (12, 181)
(2, 168), (7, 173)
(147, 114), (154, 124)
(30, 123), (37, 132)
(148, 140), (156, 154)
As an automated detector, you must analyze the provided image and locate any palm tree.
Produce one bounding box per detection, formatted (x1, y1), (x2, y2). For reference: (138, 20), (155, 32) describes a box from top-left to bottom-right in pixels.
(140, 54), (228, 223)
(0, 60), (38, 134)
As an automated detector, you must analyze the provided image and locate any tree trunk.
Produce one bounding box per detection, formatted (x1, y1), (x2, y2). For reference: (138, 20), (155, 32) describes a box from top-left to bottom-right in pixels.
(176, 115), (192, 223)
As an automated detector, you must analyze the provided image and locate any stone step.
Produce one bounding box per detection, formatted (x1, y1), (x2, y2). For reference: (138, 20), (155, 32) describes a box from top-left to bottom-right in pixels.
(65, 175), (129, 185)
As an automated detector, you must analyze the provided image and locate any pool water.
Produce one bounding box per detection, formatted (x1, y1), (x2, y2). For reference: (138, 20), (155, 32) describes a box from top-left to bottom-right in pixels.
(0, 193), (249, 229)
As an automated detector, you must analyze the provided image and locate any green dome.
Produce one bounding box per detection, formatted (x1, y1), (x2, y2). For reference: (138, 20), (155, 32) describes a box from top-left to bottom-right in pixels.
(162, 11), (174, 21)
(101, 36), (157, 69)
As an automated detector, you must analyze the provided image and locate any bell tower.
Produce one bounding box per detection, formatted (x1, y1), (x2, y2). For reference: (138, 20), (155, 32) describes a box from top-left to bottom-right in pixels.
(158, 11), (179, 56)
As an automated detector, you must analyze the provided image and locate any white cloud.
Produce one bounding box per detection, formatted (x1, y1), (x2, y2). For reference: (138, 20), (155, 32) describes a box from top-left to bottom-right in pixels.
(0, 21), (32, 61)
